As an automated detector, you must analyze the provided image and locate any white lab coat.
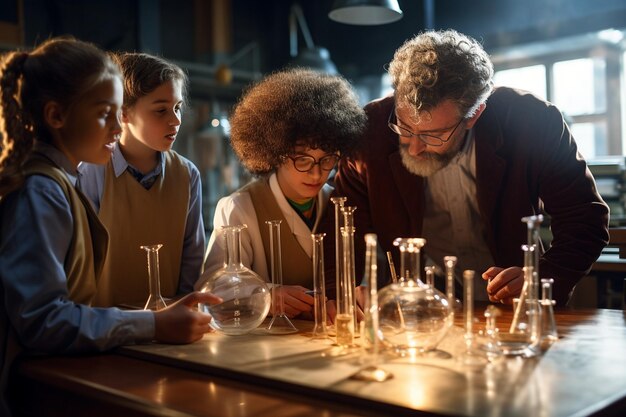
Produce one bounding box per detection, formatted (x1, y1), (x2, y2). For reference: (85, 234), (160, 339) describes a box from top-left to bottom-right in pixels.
(197, 173), (332, 288)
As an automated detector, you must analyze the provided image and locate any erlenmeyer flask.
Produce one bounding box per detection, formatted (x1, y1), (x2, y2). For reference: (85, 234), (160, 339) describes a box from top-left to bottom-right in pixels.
(497, 244), (541, 357)
(198, 225), (271, 335)
(378, 238), (451, 355)
(266, 220), (298, 334)
(141, 244), (167, 311)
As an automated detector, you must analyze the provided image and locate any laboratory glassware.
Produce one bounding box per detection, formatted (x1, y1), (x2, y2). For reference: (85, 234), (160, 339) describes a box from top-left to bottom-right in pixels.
(497, 243), (541, 357)
(141, 244), (167, 311)
(540, 278), (558, 349)
(266, 220), (298, 334)
(352, 233), (393, 382)
(311, 233), (329, 339)
(198, 225), (271, 335)
(444, 255), (462, 316)
(336, 206), (358, 346)
(378, 238), (452, 355)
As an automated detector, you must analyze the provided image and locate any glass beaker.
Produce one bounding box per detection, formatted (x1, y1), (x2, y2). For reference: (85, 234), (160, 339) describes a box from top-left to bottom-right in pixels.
(266, 220), (298, 334)
(311, 233), (329, 339)
(141, 244), (167, 311)
(378, 238), (452, 355)
(198, 225), (271, 335)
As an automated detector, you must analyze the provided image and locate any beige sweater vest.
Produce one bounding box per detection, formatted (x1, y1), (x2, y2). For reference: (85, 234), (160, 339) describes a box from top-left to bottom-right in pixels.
(244, 179), (312, 287)
(92, 151), (189, 307)
(1, 154), (108, 416)
(23, 154), (108, 302)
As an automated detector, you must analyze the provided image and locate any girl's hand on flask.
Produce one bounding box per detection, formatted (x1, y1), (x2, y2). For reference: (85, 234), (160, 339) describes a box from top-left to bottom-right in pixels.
(153, 291), (222, 344)
(272, 285), (314, 318)
(482, 266), (524, 305)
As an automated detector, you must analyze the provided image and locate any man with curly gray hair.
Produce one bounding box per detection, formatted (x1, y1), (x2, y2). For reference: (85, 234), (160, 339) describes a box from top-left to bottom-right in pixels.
(323, 29), (608, 306)
(198, 68), (366, 319)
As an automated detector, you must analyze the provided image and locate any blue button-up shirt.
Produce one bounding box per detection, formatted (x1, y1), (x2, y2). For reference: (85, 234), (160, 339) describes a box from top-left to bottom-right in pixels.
(0, 142), (154, 353)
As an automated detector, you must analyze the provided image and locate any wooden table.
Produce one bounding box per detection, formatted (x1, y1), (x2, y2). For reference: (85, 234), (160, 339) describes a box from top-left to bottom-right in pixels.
(10, 307), (626, 417)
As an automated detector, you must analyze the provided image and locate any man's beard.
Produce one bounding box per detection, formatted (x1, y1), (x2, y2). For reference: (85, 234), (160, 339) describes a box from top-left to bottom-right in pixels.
(399, 144), (461, 177)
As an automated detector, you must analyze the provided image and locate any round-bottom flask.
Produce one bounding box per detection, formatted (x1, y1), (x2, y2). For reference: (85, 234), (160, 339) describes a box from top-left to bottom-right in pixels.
(199, 225), (271, 335)
(378, 238), (452, 354)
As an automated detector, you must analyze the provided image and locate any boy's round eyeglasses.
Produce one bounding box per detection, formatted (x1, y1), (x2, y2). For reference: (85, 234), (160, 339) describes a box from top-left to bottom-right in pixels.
(388, 109), (465, 147)
(287, 154), (340, 172)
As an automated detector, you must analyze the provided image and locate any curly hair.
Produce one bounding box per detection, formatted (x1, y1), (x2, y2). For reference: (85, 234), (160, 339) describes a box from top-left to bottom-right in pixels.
(229, 69), (366, 176)
(112, 52), (188, 109)
(388, 29), (494, 121)
(0, 37), (120, 197)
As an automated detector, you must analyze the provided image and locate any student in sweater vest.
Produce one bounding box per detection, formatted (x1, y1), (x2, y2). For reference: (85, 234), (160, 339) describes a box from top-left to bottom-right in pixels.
(197, 69), (366, 319)
(0, 38), (220, 416)
(79, 53), (205, 308)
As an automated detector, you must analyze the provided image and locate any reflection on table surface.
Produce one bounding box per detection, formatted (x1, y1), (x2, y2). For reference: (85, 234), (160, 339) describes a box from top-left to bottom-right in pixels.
(12, 306), (626, 417)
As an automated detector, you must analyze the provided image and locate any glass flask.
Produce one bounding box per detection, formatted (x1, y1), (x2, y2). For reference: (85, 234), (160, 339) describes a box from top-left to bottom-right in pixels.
(198, 225), (271, 335)
(378, 238), (452, 355)
(141, 244), (167, 311)
(266, 220), (298, 334)
(497, 244), (541, 357)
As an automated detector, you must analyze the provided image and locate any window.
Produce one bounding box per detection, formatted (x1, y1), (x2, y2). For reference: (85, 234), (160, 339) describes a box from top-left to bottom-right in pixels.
(491, 30), (625, 159)
(493, 65), (546, 100)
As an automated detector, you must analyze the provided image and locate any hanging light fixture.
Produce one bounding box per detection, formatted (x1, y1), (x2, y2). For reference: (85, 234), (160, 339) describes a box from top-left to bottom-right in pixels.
(328, 0), (403, 25)
(289, 3), (338, 74)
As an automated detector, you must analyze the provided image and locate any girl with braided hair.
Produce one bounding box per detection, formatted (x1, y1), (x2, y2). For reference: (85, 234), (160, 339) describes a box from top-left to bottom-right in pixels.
(0, 38), (220, 415)
(198, 68), (366, 319)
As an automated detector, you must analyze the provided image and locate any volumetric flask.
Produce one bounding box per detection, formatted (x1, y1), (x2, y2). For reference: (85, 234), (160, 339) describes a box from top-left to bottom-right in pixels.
(198, 225), (271, 335)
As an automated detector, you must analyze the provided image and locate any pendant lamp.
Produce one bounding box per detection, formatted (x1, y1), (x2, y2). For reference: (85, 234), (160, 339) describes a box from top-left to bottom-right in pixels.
(289, 3), (338, 74)
(328, 0), (403, 25)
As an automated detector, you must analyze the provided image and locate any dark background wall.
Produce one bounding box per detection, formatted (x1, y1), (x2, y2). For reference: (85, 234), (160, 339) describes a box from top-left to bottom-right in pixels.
(5, 0), (626, 78)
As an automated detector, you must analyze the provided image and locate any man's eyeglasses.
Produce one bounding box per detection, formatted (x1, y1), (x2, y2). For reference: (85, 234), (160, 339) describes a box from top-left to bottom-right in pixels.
(287, 154), (340, 172)
(388, 109), (465, 147)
